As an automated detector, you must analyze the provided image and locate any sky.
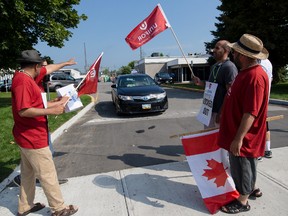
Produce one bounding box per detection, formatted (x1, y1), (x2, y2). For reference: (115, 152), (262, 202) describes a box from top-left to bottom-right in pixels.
(35, 0), (221, 73)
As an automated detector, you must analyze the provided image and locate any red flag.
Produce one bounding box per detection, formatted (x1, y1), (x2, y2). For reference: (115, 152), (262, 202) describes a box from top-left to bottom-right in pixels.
(77, 52), (103, 96)
(125, 4), (170, 50)
(181, 129), (239, 214)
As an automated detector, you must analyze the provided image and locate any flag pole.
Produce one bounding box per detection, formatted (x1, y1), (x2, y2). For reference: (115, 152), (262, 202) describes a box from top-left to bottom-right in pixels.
(158, 4), (195, 78)
(169, 27), (195, 78)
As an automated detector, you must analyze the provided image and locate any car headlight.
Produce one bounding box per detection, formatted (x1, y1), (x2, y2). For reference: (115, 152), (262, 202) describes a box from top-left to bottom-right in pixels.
(118, 95), (134, 101)
(151, 92), (166, 99)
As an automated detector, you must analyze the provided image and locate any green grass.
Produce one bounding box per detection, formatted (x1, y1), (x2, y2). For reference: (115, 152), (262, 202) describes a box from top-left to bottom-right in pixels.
(168, 83), (205, 91)
(0, 92), (91, 183)
(270, 83), (288, 100)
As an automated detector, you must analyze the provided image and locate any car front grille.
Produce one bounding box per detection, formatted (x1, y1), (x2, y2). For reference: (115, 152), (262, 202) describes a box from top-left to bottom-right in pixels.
(132, 95), (158, 102)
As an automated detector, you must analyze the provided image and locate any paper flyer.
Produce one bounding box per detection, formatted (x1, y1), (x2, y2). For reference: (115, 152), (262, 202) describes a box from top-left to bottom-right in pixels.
(56, 84), (83, 113)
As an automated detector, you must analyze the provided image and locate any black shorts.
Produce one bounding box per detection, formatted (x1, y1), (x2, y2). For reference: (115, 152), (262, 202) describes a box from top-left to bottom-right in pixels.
(266, 121), (270, 131)
(229, 154), (257, 195)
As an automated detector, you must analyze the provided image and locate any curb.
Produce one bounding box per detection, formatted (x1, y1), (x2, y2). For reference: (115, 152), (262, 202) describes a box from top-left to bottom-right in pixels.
(269, 99), (288, 106)
(51, 101), (95, 143)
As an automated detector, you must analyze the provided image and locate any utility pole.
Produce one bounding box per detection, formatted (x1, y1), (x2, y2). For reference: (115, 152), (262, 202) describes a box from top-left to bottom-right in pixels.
(84, 42), (88, 72)
(140, 46), (143, 59)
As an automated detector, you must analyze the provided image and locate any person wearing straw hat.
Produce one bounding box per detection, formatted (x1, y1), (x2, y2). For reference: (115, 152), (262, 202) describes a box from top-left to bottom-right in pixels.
(193, 40), (238, 128)
(11, 50), (78, 216)
(217, 34), (269, 214)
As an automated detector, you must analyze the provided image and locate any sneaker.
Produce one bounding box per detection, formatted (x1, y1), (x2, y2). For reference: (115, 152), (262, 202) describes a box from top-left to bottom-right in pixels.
(13, 175), (21, 186)
(264, 151), (272, 158)
(257, 157), (263, 162)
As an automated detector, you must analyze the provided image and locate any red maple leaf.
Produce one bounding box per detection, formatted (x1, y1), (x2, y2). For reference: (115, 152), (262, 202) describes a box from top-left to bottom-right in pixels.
(202, 159), (228, 187)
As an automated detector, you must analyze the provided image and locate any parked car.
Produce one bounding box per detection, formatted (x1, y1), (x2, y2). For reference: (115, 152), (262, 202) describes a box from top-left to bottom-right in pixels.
(154, 72), (173, 84)
(111, 74), (168, 115)
(0, 80), (12, 92)
(43, 72), (81, 92)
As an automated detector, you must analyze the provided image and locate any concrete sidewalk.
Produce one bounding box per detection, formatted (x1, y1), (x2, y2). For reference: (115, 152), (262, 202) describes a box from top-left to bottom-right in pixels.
(0, 147), (287, 216)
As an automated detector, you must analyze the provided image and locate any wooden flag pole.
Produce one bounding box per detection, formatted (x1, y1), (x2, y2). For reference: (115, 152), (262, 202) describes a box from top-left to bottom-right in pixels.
(170, 115), (284, 139)
(266, 115), (284, 122)
(169, 27), (195, 78)
(170, 127), (218, 139)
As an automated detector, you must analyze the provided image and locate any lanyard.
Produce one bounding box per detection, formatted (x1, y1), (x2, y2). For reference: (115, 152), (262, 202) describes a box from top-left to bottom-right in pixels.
(212, 64), (222, 82)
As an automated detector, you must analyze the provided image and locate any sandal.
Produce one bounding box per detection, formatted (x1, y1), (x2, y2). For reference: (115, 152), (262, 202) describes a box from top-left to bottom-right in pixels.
(221, 200), (250, 214)
(249, 188), (263, 199)
(51, 205), (78, 216)
(17, 202), (45, 216)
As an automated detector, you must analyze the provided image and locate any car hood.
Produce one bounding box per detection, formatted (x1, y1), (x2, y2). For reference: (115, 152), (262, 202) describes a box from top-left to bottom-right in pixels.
(117, 86), (165, 96)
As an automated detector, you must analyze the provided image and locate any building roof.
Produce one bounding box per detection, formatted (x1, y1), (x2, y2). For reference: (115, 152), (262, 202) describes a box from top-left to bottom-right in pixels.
(136, 54), (210, 67)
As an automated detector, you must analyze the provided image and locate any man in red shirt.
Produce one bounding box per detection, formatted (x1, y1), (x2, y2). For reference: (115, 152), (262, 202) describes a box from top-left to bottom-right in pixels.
(218, 34), (269, 214)
(12, 50), (78, 216)
(13, 57), (77, 187)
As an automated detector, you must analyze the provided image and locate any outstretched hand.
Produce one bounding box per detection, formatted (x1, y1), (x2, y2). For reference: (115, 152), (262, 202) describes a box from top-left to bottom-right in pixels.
(66, 58), (77, 66)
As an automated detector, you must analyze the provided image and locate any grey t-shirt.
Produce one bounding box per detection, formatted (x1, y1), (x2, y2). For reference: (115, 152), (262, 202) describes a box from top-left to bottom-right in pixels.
(208, 60), (238, 113)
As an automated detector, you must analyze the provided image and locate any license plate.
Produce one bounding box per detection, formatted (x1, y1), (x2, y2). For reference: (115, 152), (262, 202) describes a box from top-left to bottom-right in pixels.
(142, 104), (151, 109)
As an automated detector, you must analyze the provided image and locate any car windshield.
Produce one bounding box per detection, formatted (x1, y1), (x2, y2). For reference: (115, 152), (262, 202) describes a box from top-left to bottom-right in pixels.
(118, 76), (156, 88)
(158, 73), (171, 78)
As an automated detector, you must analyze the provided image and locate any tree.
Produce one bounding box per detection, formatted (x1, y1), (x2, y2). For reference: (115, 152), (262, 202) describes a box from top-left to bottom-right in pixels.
(206, 0), (288, 83)
(0, 0), (87, 69)
(128, 61), (135, 69)
(102, 67), (110, 75)
(120, 65), (131, 75)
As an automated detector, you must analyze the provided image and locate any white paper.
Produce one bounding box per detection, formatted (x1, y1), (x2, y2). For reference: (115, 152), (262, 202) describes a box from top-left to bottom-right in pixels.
(41, 92), (48, 108)
(56, 84), (83, 113)
(196, 82), (218, 126)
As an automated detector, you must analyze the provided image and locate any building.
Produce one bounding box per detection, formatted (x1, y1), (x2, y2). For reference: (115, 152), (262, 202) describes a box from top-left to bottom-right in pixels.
(134, 54), (211, 82)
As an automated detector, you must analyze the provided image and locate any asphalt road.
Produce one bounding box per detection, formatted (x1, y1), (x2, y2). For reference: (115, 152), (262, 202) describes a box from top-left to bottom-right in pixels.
(52, 82), (288, 179)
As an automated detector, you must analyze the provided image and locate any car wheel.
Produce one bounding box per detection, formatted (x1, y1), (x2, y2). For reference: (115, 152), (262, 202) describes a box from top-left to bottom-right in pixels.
(115, 105), (122, 116)
(111, 96), (115, 105)
(54, 85), (61, 91)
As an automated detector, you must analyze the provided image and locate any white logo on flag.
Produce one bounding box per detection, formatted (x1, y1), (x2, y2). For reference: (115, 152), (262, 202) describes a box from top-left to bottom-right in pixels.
(140, 21), (147, 30)
(90, 69), (96, 78)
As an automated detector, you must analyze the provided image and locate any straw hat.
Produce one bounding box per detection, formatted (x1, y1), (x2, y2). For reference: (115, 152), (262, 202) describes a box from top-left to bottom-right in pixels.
(17, 50), (43, 63)
(227, 34), (269, 60)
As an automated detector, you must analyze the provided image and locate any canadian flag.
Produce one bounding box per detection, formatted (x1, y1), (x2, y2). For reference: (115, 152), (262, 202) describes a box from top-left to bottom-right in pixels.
(125, 4), (171, 50)
(181, 129), (239, 214)
(77, 52), (103, 96)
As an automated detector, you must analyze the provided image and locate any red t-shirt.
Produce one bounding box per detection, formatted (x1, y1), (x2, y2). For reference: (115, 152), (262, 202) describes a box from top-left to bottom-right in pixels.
(218, 65), (269, 157)
(35, 67), (47, 91)
(12, 71), (49, 149)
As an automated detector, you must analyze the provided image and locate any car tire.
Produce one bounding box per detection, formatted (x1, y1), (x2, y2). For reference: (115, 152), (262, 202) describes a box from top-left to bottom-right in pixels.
(115, 105), (122, 116)
(54, 85), (61, 91)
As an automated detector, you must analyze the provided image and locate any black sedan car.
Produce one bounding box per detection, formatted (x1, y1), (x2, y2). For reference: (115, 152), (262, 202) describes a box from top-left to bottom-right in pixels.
(154, 72), (173, 85)
(111, 74), (168, 115)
